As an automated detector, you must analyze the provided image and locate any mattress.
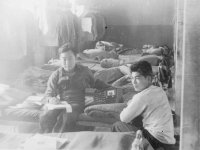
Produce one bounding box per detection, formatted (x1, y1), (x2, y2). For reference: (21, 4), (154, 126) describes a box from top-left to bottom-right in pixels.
(0, 132), (154, 150)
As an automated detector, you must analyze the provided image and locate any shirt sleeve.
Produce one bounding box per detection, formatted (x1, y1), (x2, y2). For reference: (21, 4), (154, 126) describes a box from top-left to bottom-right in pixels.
(85, 67), (112, 89)
(120, 94), (147, 123)
(42, 71), (59, 103)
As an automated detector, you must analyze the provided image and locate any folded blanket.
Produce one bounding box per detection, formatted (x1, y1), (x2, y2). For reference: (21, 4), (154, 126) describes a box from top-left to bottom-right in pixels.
(0, 88), (32, 107)
(13, 66), (53, 88)
(94, 67), (124, 83)
(100, 55), (161, 68)
(142, 47), (164, 56)
(84, 103), (127, 120)
(95, 41), (120, 51)
(83, 49), (119, 61)
(42, 61), (61, 71)
(78, 113), (118, 124)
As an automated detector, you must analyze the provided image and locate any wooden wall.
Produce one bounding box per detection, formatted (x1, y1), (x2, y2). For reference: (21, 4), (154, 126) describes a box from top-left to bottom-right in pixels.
(34, 0), (176, 65)
(76, 0), (175, 49)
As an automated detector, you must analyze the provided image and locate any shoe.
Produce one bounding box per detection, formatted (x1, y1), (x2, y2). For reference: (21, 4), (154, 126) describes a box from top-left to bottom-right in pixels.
(131, 130), (143, 150)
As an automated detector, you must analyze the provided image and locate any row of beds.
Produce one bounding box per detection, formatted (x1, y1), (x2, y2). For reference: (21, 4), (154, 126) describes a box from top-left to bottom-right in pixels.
(0, 42), (174, 134)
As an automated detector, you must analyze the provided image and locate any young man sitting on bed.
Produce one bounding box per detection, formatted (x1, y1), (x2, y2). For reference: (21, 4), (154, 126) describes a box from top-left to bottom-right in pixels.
(40, 43), (111, 133)
(112, 61), (176, 150)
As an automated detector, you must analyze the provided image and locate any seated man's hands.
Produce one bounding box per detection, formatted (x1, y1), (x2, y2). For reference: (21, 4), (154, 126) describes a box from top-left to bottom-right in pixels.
(48, 97), (60, 104)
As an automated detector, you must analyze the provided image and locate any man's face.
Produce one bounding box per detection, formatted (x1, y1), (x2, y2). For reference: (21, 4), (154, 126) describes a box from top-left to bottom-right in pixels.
(60, 51), (76, 72)
(130, 72), (151, 91)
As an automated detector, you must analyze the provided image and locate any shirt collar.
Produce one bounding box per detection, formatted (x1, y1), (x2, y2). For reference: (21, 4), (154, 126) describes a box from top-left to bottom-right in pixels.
(59, 64), (81, 77)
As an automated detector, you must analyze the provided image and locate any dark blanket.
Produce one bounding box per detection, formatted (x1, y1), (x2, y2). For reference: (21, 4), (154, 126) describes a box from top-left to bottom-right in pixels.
(84, 103), (127, 120)
(0, 132), (154, 150)
(12, 66), (53, 93)
(94, 67), (124, 83)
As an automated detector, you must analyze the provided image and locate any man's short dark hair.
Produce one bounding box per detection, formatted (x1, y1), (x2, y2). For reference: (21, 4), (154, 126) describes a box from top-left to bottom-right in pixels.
(130, 61), (153, 78)
(58, 43), (76, 56)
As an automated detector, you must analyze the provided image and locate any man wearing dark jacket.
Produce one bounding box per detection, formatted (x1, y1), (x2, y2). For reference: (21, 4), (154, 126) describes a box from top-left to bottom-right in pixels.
(40, 43), (111, 133)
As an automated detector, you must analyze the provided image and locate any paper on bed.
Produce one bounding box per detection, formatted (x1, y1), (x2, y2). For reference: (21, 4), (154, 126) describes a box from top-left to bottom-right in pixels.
(45, 101), (72, 112)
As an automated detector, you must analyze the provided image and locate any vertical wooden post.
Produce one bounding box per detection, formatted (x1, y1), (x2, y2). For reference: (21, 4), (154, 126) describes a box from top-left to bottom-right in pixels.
(179, 0), (200, 149)
(174, 0), (184, 126)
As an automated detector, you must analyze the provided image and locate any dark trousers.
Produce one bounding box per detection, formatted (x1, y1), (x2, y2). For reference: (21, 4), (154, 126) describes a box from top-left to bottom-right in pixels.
(112, 121), (174, 150)
(39, 104), (84, 133)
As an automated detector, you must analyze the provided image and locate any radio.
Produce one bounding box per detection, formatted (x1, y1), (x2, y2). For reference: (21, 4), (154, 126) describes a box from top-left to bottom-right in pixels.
(93, 87), (123, 104)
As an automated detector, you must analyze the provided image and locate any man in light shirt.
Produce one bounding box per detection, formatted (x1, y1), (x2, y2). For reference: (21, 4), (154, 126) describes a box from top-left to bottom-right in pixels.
(112, 61), (176, 150)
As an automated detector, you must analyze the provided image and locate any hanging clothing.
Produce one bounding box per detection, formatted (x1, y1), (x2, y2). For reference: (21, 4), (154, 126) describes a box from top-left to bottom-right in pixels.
(23, 8), (37, 54)
(39, 8), (61, 46)
(93, 13), (106, 40)
(59, 10), (79, 49)
(0, 5), (36, 60)
(80, 11), (106, 41)
(81, 12), (97, 41)
(38, 6), (80, 50)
